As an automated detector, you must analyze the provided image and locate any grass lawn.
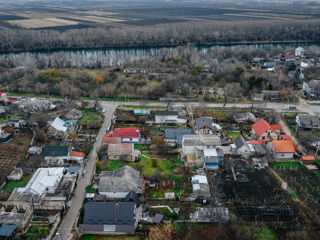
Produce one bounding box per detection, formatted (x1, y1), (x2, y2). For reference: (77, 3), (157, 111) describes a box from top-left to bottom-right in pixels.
(0, 117), (8, 122)
(226, 131), (241, 140)
(272, 161), (302, 168)
(120, 105), (167, 110)
(149, 189), (181, 198)
(25, 225), (50, 239)
(253, 227), (278, 240)
(149, 207), (178, 220)
(134, 144), (149, 151)
(80, 109), (103, 122)
(3, 177), (31, 192)
(80, 235), (140, 240)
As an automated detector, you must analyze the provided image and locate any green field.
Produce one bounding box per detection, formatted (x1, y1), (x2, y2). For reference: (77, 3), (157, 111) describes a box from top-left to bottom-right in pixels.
(3, 177), (30, 192)
(226, 131), (241, 141)
(272, 161), (302, 168)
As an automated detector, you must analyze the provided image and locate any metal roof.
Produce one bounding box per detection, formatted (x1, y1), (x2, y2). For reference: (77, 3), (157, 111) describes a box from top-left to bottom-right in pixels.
(0, 225), (16, 236)
(43, 145), (69, 157)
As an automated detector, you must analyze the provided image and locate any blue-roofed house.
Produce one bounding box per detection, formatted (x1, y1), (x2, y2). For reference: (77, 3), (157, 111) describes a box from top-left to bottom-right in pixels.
(133, 110), (150, 116)
(0, 224), (16, 237)
(195, 147), (224, 169)
(165, 128), (192, 147)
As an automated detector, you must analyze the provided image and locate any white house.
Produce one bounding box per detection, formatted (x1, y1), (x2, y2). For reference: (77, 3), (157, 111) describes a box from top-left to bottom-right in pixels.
(0, 92), (8, 101)
(234, 136), (254, 158)
(17, 167), (64, 195)
(271, 140), (295, 160)
(182, 135), (221, 155)
(43, 145), (69, 165)
(154, 111), (179, 124)
(48, 117), (68, 137)
(295, 47), (306, 57)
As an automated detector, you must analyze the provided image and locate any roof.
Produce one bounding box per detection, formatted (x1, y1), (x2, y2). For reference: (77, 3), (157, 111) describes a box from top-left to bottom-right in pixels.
(252, 119), (271, 136)
(281, 135), (292, 140)
(203, 148), (217, 157)
(51, 117), (68, 132)
(99, 166), (142, 193)
(195, 117), (213, 130)
(301, 155), (315, 161)
(83, 202), (135, 226)
(272, 140), (295, 153)
(0, 92), (5, 97)
(234, 136), (247, 149)
(153, 213), (164, 224)
(107, 143), (133, 156)
(43, 145), (69, 157)
(191, 175), (208, 184)
(66, 108), (82, 120)
(182, 135), (221, 147)
(0, 224), (16, 237)
(165, 128), (192, 145)
(17, 167), (64, 195)
(113, 128), (140, 139)
(296, 47), (304, 51)
(154, 111), (178, 116)
(70, 151), (85, 158)
(102, 136), (121, 145)
(270, 125), (281, 130)
(133, 110), (150, 115)
(253, 144), (268, 155)
(125, 191), (138, 202)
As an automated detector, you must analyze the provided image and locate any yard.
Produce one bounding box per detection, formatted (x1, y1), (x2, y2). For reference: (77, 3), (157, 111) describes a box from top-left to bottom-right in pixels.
(24, 225), (50, 239)
(3, 176), (31, 192)
(271, 161), (302, 168)
(80, 235), (140, 240)
(79, 109), (103, 129)
(226, 131), (241, 141)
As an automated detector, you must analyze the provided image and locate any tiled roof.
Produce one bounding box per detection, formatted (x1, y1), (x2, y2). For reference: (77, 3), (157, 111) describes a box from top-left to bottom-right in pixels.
(301, 155), (315, 161)
(113, 128), (140, 138)
(281, 135), (291, 140)
(107, 143), (133, 156)
(165, 128), (192, 145)
(234, 136), (246, 149)
(102, 136), (121, 145)
(70, 151), (85, 158)
(43, 146), (69, 156)
(83, 202), (135, 226)
(252, 119), (271, 136)
(272, 140), (295, 153)
(195, 117), (213, 130)
(270, 125), (281, 130)
(249, 140), (265, 144)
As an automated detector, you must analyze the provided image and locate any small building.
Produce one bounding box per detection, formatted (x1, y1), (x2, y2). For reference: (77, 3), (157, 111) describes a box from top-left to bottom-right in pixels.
(302, 80), (320, 99)
(154, 111), (187, 124)
(301, 155), (315, 164)
(7, 168), (23, 181)
(191, 173), (211, 201)
(99, 166), (143, 199)
(195, 147), (224, 169)
(133, 110), (150, 116)
(28, 146), (42, 155)
(0, 132), (12, 143)
(80, 202), (136, 234)
(272, 140), (295, 160)
(0, 92), (8, 101)
(234, 136), (253, 158)
(8, 119), (27, 128)
(43, 145), (69, 165)
(104, 127), (140, 143)
(195, 117), (213, 135)
(65, 108), (83, 120)
(48, 117), (68, 137)
(0, 224), (16, 238)
(296, 114), (320, 129)
(252, 119), (280, 141)
(182, 135), (221, 155)
(107, 143), (139, 161)
(295, 47), (306, 57)
(65, 166), (80, 178)
(17, 167), (64, 195)
(281, 54), (295, 62)
(234, 112), (257, 124)
(69, 151), (85, 163)
(164, 128), (192, 147)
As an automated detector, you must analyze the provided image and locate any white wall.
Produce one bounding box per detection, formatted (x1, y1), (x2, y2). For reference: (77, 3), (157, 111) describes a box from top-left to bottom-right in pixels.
(99, 192), (128, 199)
(155, 115), (178, 124)
(274, 152), (293, 160)
(121, 137), (139, 143)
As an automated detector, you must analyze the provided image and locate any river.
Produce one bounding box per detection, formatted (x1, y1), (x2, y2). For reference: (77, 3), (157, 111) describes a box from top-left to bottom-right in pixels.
(1, 42), (319, 68)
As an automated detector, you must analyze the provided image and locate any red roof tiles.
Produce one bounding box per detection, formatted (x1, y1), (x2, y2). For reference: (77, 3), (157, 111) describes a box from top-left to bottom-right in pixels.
(272, 140), (295, 153)
(252, 119), (271, 137)
(104, 127), (140, 139)
(301, 155), (315, 161)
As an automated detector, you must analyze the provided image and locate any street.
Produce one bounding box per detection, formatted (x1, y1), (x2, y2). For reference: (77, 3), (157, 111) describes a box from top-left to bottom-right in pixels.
(55, 102), (117, 240)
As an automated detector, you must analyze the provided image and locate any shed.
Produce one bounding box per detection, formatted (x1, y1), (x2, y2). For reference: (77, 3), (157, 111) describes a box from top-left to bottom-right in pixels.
(0, 224), (16, 237)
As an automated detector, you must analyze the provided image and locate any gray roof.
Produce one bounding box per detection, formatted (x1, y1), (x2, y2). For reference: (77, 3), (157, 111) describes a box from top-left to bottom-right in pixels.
(43, 146), (69, 157)
(195, 117), (213, 130)
(154, 111), (178, 116)
(83, 202), (135, 226)
(153, 213), (164, 224)
(297, 115), (320, 128)
(253, 144), (268, 155)
(182, 135), (221, 147)
(66, 108), (82, 120)
(165, 128), (192, 145)
(0, 225), (16, 237)
(99, 166), (142, 193)
(234, 136), (246, 149)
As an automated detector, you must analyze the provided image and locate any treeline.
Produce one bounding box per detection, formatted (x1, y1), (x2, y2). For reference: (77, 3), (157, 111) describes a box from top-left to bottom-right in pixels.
(1, 19), (320, 52)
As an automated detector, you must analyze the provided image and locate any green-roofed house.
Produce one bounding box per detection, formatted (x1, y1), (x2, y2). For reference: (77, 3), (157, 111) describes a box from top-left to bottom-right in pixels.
(43, 145), (69, 165)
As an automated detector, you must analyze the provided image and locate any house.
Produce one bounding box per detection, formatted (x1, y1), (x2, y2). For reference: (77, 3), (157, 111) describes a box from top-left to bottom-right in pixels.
(182, 135), (221, 155)
(302, 80), (320, 99)
(104, 127), (140, 143)
(195, 117), (221, 135)
(154, 111), (187, 124)
(65, 108), (82, 120)
(65, 166), (81, 178)
(69, 151), (85, 163)
(295, 47), (306, 57)
(252, 119), (281, 141)
(263, 62), (276, 68)
(301, 155), (315, 165)
(281, 54), (295, 62)
(17, 167), (64, 195)
(102, 136), (121, 145)
(234, 136), (254, 158)
(48, 117), (68, 137)
(190, 172), (211, 201)
(271, 140), (295, 160)
(0, 132), (11, 143)
(195, 147), (224, 169)
(28, 146), (42, 155)
(253, 144), (268, 157)
(99, 166), (143, 199)
(107, 143), (139, 161)
(164, 128), (192, 147)
(7, 168), (23, 181)
(296, 114), (320, 129)
(234, 112), (257, 124)
(8, 119), (27, 128)
(80, 202), (136, 234)
(43, 145), (69, 165)
(190, 207), (230, 223)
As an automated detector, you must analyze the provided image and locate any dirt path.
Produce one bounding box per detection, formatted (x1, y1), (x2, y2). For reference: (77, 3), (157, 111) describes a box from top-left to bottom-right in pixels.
(279, 119), (304, 151)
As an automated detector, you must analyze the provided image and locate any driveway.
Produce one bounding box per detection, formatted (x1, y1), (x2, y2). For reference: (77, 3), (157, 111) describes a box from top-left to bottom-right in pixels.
(55, 102), (117, 240)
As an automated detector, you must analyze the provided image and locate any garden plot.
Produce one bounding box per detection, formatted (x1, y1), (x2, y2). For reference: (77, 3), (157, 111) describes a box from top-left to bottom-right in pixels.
(7, 18), (79, 29)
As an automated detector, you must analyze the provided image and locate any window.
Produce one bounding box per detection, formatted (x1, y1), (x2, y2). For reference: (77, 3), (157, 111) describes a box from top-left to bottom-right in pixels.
(281, 154), (285, 157)
(130, 138), (132, 141)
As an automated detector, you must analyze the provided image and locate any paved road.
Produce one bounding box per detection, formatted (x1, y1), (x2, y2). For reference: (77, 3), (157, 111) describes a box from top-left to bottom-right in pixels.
(55, 102), (117, 240)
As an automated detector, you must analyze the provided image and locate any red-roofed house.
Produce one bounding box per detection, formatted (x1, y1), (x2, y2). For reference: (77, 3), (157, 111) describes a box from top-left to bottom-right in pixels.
(301, 155), (315, 164)
(281, 135), (292, 140)
(272, 140), (295, 160)
(0, 92), (7, 101)
(252, 119), (281, 141)
(249, 140), (265, 145)
(69, 151), (85, 163)
(105, 127), (140, 143)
